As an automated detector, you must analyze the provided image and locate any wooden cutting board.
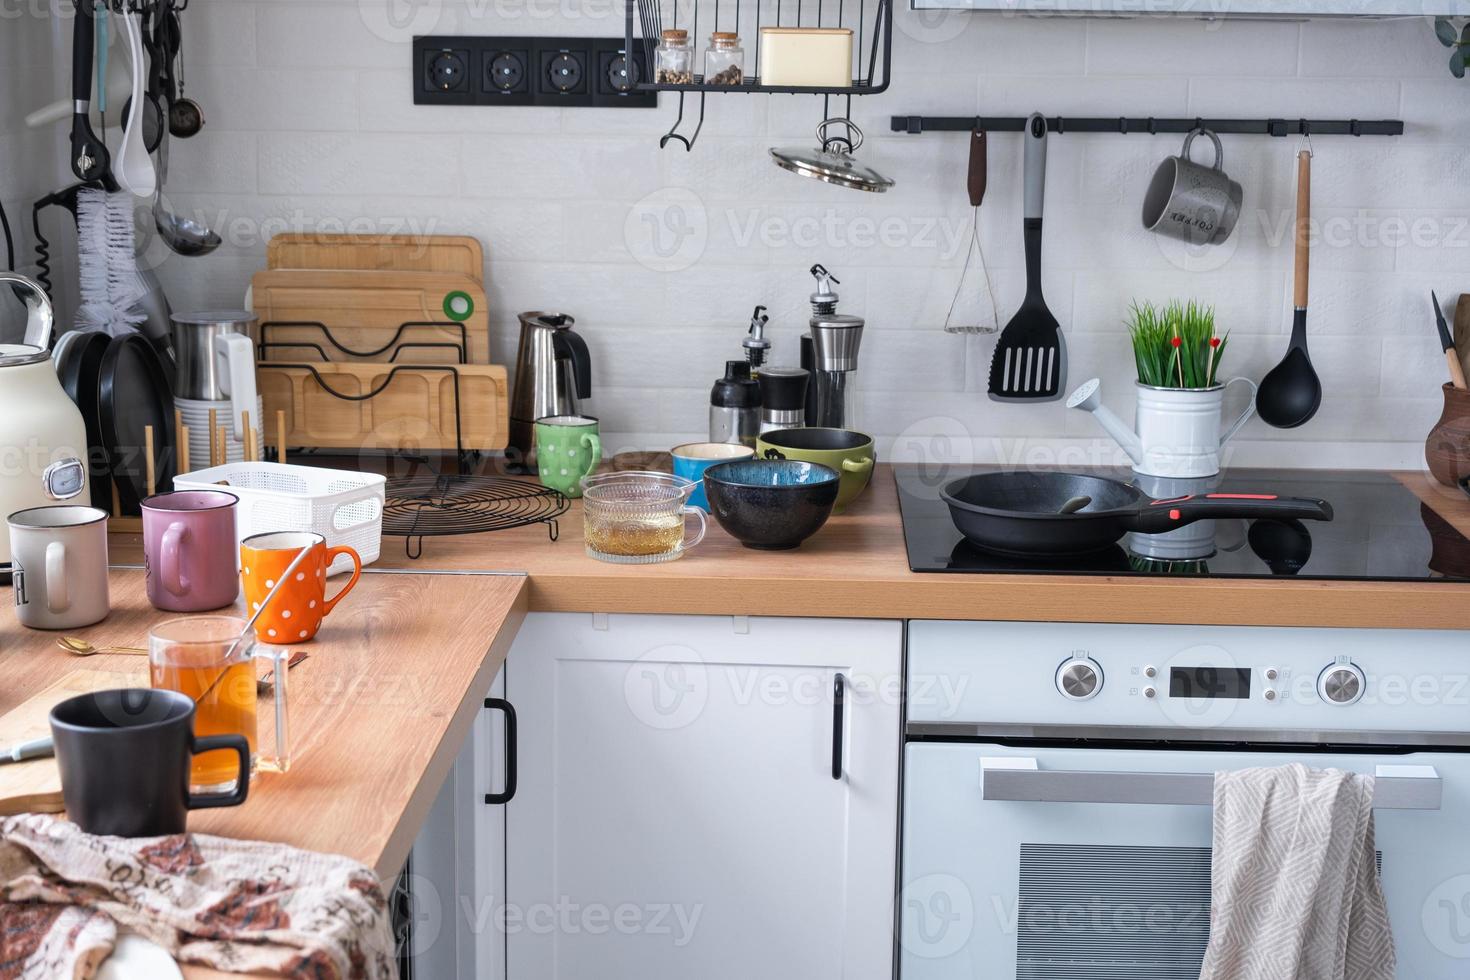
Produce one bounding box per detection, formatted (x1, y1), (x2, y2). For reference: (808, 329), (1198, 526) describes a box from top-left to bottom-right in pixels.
(0, 668), (141, 816)
(266, 233), (485, 282)
(250, 269), (491, 365)
(1454, 294), (1470, 385)
(258, 361), (509, 453)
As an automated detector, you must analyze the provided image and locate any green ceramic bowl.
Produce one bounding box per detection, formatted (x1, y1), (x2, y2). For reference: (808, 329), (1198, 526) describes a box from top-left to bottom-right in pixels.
(756, 428), (875, 514)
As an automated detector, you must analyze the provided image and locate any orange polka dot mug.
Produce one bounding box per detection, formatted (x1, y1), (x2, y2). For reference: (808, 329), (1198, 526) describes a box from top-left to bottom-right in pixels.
(239, 531), (362, 643)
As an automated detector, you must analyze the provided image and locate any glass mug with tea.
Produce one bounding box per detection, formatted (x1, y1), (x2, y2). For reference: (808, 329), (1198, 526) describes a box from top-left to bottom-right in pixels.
(148, 616), (292, 792)
(581, 471), (707, 564)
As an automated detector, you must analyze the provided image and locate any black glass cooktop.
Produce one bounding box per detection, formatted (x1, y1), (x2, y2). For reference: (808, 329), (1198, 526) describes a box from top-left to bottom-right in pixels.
(897, 467), (1470, 581)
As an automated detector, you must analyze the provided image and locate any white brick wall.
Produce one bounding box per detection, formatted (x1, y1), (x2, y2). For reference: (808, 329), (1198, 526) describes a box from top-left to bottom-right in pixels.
(8, 2), (1469, 468)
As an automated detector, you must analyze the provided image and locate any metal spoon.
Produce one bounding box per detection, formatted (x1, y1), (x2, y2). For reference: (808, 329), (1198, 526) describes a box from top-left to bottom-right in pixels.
(57, 636), (147, 657)
(152, 125), (220, 256)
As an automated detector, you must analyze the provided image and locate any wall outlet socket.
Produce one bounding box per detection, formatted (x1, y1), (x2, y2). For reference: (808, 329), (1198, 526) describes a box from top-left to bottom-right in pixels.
(413, 36), (655, 108)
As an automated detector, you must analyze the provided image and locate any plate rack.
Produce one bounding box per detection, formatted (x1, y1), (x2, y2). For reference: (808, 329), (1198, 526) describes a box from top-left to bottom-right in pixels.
(627, 0), (892, 148)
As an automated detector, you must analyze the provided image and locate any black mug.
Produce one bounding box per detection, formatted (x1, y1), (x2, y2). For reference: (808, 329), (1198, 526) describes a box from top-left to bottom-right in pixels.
(49, 688), (250, 837)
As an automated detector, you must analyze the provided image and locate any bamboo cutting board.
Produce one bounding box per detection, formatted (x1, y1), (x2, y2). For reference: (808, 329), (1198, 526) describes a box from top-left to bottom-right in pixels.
(258, 361), (509, 453)
(0, 668), (141, 816)
(266, 234), (485, 282)
(250, 269), (491, 365)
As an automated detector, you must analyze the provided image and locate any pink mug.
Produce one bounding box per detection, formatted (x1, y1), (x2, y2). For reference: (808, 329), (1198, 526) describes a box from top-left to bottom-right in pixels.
(141, 490), (240, 612)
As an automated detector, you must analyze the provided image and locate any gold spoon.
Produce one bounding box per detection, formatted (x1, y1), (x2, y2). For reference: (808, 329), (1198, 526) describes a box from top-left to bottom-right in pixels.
(57, 636), (148, 657)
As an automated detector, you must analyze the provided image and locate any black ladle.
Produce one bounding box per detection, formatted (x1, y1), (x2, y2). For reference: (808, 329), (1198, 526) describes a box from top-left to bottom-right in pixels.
(1257, 150), (1322, 429)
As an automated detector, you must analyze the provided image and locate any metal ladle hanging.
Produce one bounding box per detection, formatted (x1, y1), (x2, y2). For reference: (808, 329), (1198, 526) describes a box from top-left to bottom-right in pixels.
(770, 119), (894, 193)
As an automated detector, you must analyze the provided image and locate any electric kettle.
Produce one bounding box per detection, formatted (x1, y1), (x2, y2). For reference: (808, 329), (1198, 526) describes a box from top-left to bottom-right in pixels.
(0, 273), (89, 567)
(509, 312), (593, 467)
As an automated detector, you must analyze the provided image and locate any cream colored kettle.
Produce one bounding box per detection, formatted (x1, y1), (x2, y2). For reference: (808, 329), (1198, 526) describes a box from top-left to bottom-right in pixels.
(0, 273), (89, 567)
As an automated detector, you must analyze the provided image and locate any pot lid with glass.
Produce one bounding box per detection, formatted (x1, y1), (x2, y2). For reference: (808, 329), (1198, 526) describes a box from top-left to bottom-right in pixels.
(770, 119), (894, 193)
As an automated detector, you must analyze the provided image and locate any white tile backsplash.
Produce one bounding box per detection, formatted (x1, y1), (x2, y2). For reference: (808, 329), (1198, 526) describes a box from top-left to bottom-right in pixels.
(2, 4), (1466, 464)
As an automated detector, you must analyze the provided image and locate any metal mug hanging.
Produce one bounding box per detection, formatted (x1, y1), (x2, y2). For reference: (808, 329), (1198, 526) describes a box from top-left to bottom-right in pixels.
(1141, 128), (1243, 246)
(770, 119), (894, 193)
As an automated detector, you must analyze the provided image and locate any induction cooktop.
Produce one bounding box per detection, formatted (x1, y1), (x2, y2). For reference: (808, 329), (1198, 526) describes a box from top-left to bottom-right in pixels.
(896, 467), (1470, 581)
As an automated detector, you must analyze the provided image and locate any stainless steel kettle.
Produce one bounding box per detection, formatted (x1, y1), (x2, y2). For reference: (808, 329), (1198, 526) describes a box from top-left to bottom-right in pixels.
(509, 312), (592, 467)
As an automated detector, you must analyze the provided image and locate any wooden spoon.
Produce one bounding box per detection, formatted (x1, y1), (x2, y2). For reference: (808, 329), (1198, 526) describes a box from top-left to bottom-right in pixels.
(57, 636), (147, 657)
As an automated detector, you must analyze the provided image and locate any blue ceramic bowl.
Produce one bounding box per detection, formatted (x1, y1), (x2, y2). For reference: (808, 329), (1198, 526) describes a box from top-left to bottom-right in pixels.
(702, 460), (840, 550)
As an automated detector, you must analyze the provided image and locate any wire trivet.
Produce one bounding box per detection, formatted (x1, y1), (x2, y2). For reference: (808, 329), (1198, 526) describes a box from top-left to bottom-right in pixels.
(383, 475), (568, 559)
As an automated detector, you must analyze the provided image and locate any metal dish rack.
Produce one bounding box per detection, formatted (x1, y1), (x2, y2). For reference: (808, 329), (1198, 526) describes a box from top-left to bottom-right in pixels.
(627, 0), (892, 147)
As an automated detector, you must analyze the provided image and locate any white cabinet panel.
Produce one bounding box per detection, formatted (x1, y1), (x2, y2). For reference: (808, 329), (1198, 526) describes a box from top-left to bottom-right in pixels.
(409, 666), (508, 979)
(506, 613), (902, 980)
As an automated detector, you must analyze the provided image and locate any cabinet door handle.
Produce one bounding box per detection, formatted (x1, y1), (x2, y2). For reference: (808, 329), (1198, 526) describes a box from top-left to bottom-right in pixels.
(483, 697), (518, 805)
(831, 673), (846, 781)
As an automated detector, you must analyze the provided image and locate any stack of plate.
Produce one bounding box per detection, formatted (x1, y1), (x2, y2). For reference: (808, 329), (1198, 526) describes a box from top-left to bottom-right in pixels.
(176, 396), (264, 469)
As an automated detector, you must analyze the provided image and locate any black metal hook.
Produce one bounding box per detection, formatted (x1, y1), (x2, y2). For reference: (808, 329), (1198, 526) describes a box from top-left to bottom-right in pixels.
(659, 91), (706, 151)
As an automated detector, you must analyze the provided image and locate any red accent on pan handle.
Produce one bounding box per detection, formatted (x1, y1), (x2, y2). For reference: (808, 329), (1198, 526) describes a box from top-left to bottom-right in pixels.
(1126, 494), (1334, 535)
(1150, 492), (1282, 506)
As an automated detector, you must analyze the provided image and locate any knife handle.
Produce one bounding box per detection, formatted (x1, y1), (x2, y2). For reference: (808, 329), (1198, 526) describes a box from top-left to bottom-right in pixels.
(1447, 348), (1468, 391)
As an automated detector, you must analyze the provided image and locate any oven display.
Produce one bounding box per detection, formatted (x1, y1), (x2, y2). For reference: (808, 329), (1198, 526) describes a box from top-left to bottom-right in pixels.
(1169, 666), (1252, 700)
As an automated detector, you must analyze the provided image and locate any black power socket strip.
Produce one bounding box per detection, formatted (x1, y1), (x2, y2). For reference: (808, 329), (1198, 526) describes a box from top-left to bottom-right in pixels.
(414, 36), (655, 109)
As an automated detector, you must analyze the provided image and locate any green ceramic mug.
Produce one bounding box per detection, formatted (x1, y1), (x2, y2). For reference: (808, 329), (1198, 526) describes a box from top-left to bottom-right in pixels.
(535, 415), (602, 498)
(756, 428), (875, 514)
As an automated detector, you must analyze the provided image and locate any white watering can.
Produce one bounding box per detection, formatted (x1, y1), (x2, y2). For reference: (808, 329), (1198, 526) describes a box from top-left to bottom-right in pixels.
(1067, 377), (1257, 479)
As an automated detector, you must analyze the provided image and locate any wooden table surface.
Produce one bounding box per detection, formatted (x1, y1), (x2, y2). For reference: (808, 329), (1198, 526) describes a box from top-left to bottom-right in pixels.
(108, 466), (1470, 630)
(0, 568), (527, 880)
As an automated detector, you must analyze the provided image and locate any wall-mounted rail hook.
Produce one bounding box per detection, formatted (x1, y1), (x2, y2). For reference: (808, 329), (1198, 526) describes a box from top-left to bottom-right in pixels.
(659, 91), (706, 151)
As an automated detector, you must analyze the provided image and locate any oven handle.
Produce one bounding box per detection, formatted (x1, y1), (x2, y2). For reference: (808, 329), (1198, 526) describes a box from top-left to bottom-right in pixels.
(980, 758), (1442, 811)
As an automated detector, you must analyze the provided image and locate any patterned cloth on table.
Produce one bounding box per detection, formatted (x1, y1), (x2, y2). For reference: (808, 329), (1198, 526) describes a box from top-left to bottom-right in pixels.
(0, 813), (396, 980)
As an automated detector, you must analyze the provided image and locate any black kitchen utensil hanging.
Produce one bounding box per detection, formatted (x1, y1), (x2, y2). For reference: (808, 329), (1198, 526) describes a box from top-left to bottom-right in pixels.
(383, 474), (569, 559)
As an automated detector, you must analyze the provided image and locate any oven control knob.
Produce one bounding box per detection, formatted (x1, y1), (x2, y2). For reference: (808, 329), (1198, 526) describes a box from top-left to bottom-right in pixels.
(1056, 658), (1102, 701)
(1317, 663), (1365, 706)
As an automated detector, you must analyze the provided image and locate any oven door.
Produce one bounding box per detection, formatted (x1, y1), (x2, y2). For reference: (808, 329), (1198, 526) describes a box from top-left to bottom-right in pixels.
(900, 741), (1470, 980)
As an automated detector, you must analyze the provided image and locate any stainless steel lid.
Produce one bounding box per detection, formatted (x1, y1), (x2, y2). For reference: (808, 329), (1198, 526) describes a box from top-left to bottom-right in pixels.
(770, 120), (894, 194)
(170, 310), (257, 326)
(0, 343), (50, 369)
(810, 314), (865, 372)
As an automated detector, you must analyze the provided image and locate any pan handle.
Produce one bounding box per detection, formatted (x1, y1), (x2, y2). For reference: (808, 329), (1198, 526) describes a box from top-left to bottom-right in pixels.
(1124, 493), (1334, 535)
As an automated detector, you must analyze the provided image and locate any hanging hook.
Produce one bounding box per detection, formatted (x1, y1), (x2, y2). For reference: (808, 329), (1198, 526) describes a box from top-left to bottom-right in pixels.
(659, 91), (706, 151)
(1299, 118), (1315, 157)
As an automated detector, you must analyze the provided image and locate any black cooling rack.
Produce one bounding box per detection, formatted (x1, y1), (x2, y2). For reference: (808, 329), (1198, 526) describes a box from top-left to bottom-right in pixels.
(383, 475), (568, 559)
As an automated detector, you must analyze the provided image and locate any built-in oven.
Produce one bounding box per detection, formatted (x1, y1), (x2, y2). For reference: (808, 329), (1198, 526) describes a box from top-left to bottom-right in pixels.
(900, 620), (1470, 980)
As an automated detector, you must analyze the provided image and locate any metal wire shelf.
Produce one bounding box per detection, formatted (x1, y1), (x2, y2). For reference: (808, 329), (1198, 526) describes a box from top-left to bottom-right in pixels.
(626, 0), (892, 147)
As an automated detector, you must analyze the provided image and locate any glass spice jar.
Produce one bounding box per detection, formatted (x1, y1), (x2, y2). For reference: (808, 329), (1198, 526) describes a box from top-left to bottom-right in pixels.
(704, 31), (744, 85)
(655, 29), (694, 84)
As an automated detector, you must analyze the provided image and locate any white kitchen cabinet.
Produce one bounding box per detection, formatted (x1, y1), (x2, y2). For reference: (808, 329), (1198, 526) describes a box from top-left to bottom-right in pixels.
(409, 666), (510, 979)
(505, 612), (903, 980)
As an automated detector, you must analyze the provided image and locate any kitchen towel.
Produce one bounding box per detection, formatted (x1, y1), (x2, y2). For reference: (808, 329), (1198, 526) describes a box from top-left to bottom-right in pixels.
(1198, 763), (1395, 980)
(0, 813), (396, 979)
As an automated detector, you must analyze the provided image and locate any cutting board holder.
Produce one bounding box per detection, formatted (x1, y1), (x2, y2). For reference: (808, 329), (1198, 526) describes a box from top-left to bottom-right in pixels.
(258, 360), (508, 474)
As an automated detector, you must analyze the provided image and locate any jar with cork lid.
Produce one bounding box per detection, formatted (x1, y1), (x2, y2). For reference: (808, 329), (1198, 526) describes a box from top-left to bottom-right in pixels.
(704, 31), (744, 85)
(655, 30), (694, 84)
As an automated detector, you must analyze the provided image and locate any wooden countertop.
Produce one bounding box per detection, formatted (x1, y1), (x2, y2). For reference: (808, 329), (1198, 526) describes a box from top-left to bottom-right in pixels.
(0, 568), (527, 880)
(107, 466), (1470, 630)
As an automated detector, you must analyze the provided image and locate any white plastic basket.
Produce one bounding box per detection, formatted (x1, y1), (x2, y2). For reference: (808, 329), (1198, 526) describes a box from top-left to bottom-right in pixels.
(172, 462), (385, 576)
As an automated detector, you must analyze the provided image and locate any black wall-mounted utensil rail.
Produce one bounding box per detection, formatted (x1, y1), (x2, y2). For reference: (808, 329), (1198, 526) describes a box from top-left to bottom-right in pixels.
(891, 116), (1405, 138)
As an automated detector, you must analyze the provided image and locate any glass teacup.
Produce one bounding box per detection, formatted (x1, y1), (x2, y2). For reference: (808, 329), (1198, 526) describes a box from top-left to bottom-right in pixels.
(580, 471), (707, 564)
(148, 616), (293, 792)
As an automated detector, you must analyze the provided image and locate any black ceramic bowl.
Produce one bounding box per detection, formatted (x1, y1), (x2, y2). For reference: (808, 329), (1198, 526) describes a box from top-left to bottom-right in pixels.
(703, 460), (840, 550)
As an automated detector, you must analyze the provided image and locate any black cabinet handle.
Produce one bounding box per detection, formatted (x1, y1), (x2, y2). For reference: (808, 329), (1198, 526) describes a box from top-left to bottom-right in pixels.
(831, 673), (846, 781)
(483, 697), (517, 805)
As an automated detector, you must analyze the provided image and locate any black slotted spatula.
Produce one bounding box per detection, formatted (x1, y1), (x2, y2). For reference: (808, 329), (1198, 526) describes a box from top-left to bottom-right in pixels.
(988, 113), (1066, 402)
